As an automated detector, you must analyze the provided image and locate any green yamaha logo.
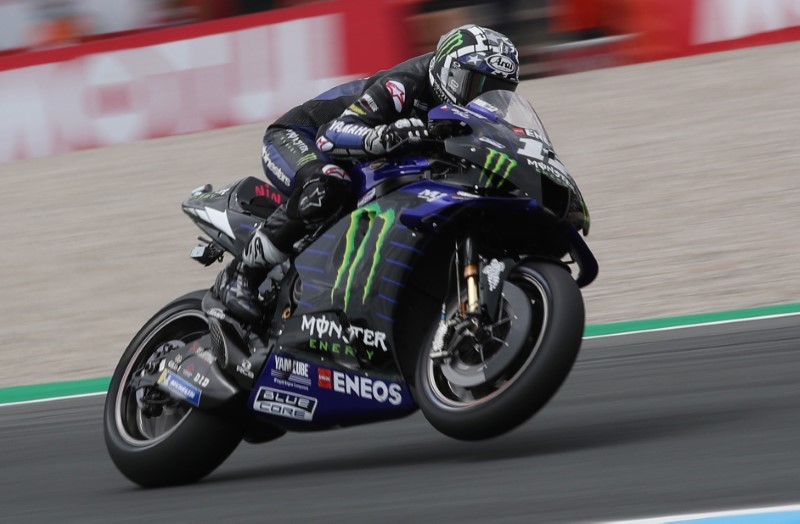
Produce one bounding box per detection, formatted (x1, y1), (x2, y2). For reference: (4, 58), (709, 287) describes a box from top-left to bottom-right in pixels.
(332, 202), (396, 311)
(481, 148), (517, 188)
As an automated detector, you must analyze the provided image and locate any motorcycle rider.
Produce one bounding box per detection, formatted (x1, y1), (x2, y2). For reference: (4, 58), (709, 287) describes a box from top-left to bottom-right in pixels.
(215, 24), (521, 323)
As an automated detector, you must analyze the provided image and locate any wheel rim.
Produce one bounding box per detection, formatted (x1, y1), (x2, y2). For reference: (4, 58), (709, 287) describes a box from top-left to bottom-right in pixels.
(115, 310), (209, 447)
(425, 272), (549, 410)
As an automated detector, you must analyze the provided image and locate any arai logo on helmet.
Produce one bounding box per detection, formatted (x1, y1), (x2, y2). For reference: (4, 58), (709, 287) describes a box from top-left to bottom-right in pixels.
(487, 54), (517, 75)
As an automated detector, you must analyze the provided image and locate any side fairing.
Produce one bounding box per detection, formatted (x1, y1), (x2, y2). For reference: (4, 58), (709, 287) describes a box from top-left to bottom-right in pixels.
(276, 181), (541, 370)
(248, 352), (416, 430)
(282, 190), (431, 372)
(349, 157), (432, 199)
(259, 190), (431, 430)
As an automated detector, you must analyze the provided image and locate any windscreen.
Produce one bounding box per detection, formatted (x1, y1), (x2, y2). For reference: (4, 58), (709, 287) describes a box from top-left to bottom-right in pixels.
(467, 90), (551, 142)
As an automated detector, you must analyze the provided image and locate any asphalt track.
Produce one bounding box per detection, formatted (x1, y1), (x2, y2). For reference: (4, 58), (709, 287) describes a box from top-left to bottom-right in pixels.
(2, 316), (798, 523)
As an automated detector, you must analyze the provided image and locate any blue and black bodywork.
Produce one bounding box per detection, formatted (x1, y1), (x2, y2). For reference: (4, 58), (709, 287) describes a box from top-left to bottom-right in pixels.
(178, 91), (597, 432)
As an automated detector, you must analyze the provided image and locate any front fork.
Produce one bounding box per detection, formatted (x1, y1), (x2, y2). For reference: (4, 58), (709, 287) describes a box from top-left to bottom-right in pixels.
(430, 237), (483, 359)
(463, 237), (481, 315)
(459, 235), (515, 325)
(430, 236), (509, 362)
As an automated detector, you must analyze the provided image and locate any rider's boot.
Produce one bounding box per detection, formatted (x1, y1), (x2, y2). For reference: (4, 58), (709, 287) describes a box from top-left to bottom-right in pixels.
(214, 227), (289, 324)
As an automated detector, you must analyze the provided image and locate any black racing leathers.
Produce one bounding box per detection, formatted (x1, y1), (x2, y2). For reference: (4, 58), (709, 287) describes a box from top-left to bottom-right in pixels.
(257, 52), (438, 255)
(314, 52), (437, 158)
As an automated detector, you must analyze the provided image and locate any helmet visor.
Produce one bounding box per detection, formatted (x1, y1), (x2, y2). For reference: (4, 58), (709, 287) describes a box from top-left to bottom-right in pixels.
(449, 68), (518, 105)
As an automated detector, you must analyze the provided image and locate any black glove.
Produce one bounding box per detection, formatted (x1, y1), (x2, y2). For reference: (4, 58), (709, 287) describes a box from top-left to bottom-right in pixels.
(364, 118), (429, 155)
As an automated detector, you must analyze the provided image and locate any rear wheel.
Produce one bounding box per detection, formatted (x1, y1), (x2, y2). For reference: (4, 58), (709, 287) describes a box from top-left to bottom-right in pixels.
(415, 261), (584, 440)
(103, 291), (244, 487)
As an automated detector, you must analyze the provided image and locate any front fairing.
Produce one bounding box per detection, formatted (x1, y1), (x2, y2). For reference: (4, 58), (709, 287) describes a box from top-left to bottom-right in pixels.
(429, 98), (590, 235)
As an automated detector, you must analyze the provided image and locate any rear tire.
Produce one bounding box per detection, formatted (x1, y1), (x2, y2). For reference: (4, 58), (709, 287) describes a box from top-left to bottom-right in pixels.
(103, 291), (244, 487)
(415, 261), (584, 440)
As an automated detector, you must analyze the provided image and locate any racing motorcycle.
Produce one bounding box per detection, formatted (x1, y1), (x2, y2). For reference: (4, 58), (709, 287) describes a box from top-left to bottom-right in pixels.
(103, 90), (598, 487)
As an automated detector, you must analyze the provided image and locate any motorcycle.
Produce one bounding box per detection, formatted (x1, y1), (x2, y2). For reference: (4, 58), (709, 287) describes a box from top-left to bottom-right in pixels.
(103, 90), (598, 487)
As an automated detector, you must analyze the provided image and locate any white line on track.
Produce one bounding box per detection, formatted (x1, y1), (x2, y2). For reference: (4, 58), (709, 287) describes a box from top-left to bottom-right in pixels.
(584, 310), (800, 339)
(0, 391), (106, 408)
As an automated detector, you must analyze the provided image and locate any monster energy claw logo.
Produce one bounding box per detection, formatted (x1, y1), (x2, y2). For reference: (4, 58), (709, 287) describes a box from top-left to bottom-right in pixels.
(481, 148), (517, 188)
(436, 30), (464, 61)
(297, 153), (318, 168)
(332, 202), (396, 311)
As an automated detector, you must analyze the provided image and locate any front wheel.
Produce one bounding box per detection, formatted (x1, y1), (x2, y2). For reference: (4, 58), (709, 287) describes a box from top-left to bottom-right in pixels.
(415, 261), (584, 440)
(103, 290), (244, 487)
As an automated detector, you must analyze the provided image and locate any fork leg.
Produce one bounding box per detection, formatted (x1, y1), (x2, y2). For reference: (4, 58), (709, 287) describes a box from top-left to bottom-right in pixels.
(463, 237), (480, 315)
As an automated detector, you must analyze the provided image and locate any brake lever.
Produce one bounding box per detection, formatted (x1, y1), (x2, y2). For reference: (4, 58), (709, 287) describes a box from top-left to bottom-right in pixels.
(385, 136), (441, 154)
(385, 137), (411, 154)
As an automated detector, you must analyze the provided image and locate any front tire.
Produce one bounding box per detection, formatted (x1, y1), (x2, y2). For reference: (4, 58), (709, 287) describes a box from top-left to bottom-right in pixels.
(415, 261), (584, 440)
(103, 291), (244, 487)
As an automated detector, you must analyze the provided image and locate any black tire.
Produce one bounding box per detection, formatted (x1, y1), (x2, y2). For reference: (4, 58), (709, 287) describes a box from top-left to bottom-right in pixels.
(103, 290), (244, 487)
(414, 261), (584, 441)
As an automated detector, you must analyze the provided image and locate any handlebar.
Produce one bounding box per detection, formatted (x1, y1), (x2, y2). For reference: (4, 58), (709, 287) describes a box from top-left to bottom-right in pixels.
(385, 136), (443, 154)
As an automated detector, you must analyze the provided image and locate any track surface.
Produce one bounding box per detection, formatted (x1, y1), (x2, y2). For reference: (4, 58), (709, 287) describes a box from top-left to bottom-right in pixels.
(2, 317), (799, 523)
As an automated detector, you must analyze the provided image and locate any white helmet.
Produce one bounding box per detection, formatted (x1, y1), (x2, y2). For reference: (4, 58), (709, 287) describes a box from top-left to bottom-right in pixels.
(429, 24), (520, 106)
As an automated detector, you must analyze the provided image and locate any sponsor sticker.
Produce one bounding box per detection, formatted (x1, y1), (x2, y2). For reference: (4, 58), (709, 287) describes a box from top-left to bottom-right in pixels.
(471, 98), (500, 114)
(417, 189), (447, 202)
(254, 184), (283, 204)
(158, 370), (201, 407)
(271, 355), (311, 390)
(302, 315), (387, 351)
(196, 350), (216, 364)
(324, 368), (404, 406)
(296, 153), (318, 169)
(318, 368), (332, 389)
(481, 148), (517, 188)
(328, 120), (372, 137)
(316, 135), (334, 152)
(330, 202), (396, 312)
(236, 359), (255, 379)
(526, 158), (575, 191)
(361, 94), (379, 112)
(283, 129), (309, 154)
(436, 29), (464, 61)
(206, 308), (226, 320)
(262, 145), (292, 186)
(513, 127), (545, 141)
(253, 387), (317, 421)
(322, 164), (348, 180)
(385, 80), (406, 112)
(482, 259), (506, 292)
(486, 54), (517, 75)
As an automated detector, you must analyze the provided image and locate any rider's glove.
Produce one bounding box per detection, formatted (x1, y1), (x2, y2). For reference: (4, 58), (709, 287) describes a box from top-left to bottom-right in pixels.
(364, 118), (429, 155)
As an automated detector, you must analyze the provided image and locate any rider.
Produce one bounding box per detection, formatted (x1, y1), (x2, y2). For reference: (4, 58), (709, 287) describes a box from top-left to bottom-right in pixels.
(215, 24), (521, 323)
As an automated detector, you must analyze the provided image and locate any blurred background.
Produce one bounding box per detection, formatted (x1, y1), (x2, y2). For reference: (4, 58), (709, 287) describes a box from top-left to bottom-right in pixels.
(0, 0), (686, 75)
(4, 0), (797, 164)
